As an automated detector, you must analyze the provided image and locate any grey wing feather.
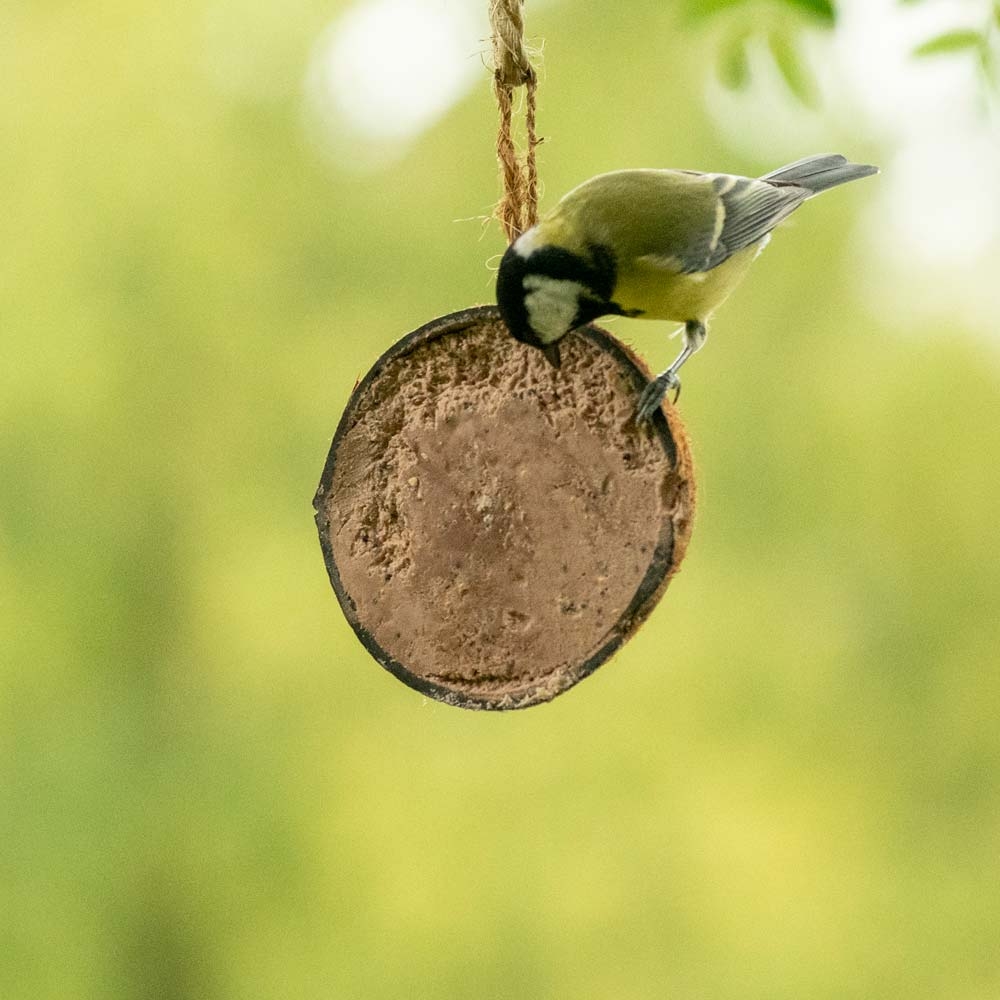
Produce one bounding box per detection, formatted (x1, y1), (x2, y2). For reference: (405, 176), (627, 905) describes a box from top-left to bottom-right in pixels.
(762, 153), (879, 194)
(651, 155), (876, 274)
(679, 175), (806, 274)
(760, 153), (847, 184)
(714, 177), (806, 254)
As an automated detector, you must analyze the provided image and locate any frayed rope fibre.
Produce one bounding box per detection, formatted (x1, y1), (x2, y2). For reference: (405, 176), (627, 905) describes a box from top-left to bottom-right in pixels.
(490, 0), (539, 244)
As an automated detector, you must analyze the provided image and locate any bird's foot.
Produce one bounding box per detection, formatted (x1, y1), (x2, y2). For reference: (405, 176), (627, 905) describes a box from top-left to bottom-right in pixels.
(636, 370), (680, 423)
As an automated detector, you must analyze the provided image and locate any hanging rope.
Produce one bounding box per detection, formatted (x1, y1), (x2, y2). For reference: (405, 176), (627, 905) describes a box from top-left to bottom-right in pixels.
(490, 0), (539, 244)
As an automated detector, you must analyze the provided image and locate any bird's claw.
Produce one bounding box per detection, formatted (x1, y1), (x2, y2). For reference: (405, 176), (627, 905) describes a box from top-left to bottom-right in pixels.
(636, 371), (680, 423)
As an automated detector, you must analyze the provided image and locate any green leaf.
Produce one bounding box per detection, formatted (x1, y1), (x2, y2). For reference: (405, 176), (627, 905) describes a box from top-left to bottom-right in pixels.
(994, 1), (1000, 28)
(718, 28), (752, 89)
(682, 0), (751, 22)
(913, 29), (985, 57)
(768, 29), (820, 107)
(978, 39), (998, 87)
(783, 0), (836, 25)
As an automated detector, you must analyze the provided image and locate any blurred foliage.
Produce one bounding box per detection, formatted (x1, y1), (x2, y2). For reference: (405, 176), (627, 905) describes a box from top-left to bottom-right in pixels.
(782, 0), (836, 22)
(2, 2), (999, 1000)
(909, 0), (1000, 95)
(914, 28), (986, 55)
(718, 25), (753, 89)
(766, 26), (820, 106)
(683, 0), (834, 22)
(686, 0), (835, 105)
(706, 0), (1000, 106)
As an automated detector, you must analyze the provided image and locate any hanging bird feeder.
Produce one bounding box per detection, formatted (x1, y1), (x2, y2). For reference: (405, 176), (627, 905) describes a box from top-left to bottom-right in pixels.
(313, 1), (696, 709)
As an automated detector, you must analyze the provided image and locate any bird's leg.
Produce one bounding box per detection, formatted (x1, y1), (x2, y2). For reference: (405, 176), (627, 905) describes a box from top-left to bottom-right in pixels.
(636, 320), (707, 422)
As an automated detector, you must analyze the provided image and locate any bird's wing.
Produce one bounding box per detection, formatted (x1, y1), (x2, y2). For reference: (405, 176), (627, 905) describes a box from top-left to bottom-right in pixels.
(550, 169), (809, 277)
(716, 176), (806, 254)
(635, 174), (809, 275)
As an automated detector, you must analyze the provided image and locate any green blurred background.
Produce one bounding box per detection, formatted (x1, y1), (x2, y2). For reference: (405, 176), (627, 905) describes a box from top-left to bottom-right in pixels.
(3, 1), (999, 997)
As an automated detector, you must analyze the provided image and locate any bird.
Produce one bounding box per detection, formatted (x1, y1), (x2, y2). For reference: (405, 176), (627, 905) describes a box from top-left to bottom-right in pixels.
(495, 153), (879, 421)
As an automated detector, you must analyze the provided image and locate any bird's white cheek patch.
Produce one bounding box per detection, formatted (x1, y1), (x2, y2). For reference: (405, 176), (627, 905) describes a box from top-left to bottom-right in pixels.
(522, 275), (586, 343)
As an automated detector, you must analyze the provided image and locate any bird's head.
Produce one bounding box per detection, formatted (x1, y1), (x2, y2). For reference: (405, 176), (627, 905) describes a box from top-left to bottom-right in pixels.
(496, 228), (619, 369)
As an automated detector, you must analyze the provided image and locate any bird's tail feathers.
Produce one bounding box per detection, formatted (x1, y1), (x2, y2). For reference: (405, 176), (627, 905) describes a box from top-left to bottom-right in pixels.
(761, 154), (879, 196)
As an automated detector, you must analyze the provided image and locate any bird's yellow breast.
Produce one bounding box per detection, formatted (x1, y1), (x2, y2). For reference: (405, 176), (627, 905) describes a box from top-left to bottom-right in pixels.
(612, 241), (765, 323)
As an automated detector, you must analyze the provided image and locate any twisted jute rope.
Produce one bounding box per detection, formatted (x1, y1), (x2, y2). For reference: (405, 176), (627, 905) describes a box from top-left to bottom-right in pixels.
(490, 0), (539, 244)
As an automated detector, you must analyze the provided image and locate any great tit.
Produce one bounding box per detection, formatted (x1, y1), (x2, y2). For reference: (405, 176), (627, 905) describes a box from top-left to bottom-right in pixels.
(495, 153), (878, 420)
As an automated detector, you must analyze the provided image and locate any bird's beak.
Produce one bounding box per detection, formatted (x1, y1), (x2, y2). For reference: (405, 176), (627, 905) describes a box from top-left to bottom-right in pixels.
(542, 343), (562, 369)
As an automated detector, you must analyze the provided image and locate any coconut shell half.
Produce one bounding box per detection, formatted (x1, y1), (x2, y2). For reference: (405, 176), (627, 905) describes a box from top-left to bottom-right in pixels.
(314, 305), (695, 710)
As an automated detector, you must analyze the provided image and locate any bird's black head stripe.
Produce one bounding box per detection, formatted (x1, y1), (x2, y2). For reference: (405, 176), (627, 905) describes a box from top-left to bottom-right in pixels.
(496, 244), (533, 344)
(496, 240), (620, 345)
